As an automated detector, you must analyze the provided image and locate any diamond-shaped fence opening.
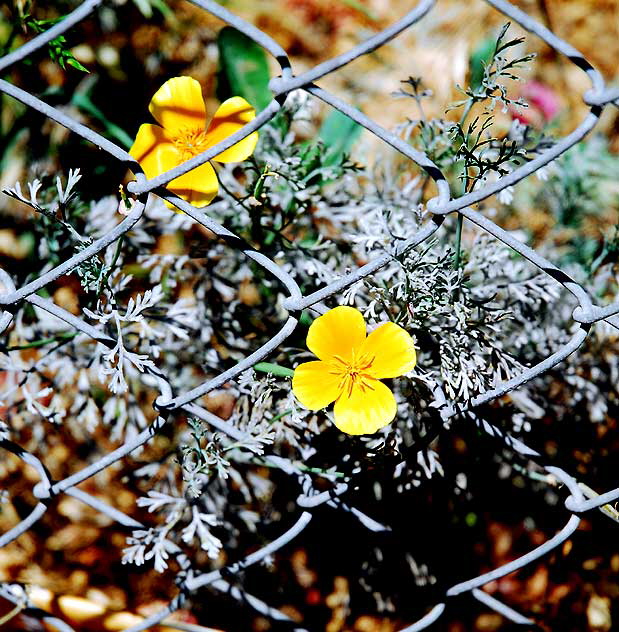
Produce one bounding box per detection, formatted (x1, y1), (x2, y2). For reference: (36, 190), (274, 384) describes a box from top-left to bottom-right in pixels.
(0, 0), (618, 630)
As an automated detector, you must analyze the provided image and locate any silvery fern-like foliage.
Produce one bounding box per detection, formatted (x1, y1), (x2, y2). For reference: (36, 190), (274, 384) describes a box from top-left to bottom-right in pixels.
(122, 527), (179, 573)
(181, 506), (223, 559)
(2, 81), (617, 584)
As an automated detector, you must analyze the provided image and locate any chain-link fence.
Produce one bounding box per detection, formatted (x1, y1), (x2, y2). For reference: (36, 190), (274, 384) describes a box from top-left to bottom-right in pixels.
(1, 0), (619, 630)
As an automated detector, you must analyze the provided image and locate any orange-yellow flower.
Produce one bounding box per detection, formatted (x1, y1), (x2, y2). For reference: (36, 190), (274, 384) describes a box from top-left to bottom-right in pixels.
(129, 76), (258, 208)
(292, 306), (417, 435)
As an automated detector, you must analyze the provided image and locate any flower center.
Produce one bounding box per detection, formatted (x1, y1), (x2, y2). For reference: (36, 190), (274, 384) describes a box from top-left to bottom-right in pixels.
(174, 128), (210, 161)
(330, 351), (376, 397)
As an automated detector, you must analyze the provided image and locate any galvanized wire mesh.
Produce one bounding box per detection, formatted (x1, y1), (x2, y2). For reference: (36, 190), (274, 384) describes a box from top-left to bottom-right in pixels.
(1, 0), (619, 630)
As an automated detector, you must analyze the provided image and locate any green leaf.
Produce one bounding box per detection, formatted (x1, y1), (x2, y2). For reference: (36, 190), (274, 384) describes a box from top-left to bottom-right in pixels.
(71, 80), (133, 149)
(217, 26), (272, 111)
(22, 14), (88, 73)
(66, 56), (89, 73)
(468, 35), (496, 91)
(150, 0), (173, 19)
(318, 109), (362, 166)
(253, 362), (295, 378)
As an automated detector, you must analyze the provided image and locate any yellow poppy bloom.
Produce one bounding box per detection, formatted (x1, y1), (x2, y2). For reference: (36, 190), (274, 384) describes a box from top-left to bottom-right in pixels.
(292, 306), (417, 435)
(129, 76), (258, 208)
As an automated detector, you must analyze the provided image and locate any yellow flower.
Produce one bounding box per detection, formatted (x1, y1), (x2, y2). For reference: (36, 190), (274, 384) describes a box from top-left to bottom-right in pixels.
(129, 76), (258, 208)
(292, 306), (417, 435)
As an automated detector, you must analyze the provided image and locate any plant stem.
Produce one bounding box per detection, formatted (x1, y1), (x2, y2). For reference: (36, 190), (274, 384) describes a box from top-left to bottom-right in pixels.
(100, 235), (123, 292)
(254, 457), (347, 479)
(454, 213), (464, 269)
(3, 331), (78, 351)
(269, 408), (293, 423)
(458, 100), (474, 128)
(452, 95), (475, 272)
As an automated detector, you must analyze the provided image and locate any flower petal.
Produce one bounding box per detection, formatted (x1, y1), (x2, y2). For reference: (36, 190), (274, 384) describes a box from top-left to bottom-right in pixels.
(206, 96), (258, 163)
(149, 76), (206, 133)
(292, 361), (341, 410)
(129, 124), (179, 180)
(360, 322), (417, 379)
(306, 306), (367, 363)
(167, 160), (219, 208)
(333, 379), (396, 435)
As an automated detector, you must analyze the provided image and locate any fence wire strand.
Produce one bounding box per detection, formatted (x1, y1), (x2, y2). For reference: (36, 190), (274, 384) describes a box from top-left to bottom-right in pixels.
(1, 0), (618, 629)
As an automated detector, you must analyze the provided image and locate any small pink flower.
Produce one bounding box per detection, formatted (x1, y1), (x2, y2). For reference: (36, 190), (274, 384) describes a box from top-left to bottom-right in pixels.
(511, 81), (560, 126)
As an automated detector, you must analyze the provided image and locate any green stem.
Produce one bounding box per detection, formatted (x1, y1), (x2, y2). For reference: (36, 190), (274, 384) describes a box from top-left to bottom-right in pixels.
(269, 408), (293, 423)
(100, 235), (123, 292)
(454, 213), (464, 269)
(458, 99), (475, 127)
(452, 96), (475, 272)
(253, 362), (294, 378)
(254, 457), (347, 479)
(2, 331), (78, 351)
